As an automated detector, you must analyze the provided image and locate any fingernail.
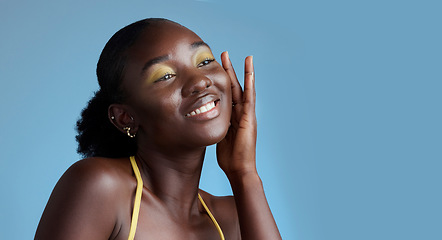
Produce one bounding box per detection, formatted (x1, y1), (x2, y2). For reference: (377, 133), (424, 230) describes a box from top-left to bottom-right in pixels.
(226, 51), (230, 59)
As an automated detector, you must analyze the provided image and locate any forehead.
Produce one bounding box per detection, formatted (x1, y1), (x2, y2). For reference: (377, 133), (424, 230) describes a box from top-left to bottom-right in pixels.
(127, 21), (203, 59)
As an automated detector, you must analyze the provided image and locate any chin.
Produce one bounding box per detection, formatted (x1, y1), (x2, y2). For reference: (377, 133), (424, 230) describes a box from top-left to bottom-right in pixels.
(186, 116), (231, 148)
(196, 122), (230, 147)
(208, 125), (230, 146)
(180, 100), (232, 148)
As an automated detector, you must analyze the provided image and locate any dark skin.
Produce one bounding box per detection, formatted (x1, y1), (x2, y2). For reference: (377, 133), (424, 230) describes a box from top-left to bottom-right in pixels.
(35, 21), (281, 240)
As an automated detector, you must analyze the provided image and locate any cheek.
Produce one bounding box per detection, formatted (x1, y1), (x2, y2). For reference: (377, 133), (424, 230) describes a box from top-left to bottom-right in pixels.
(214, 71), (233, 130)
(212, 70), (232, 99)
(134, 89), (182, 132)
(213, 70), (232, 117)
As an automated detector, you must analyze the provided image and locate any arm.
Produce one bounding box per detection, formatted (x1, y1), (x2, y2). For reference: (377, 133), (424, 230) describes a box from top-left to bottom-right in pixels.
(217, 52), (282, 240)
(35, 159), (119, 240)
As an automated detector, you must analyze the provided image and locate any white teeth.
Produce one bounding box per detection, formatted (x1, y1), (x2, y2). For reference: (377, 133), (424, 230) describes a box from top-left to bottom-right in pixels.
(186, 101), (216, 117)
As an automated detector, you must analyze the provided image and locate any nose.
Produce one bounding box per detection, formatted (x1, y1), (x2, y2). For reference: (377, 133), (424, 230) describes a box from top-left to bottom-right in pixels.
(181, 71), (213, 97)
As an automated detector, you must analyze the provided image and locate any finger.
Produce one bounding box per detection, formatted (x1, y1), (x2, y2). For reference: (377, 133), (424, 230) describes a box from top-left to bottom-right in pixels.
(221, 51), (243, 107)
(243, 56), (256, 114)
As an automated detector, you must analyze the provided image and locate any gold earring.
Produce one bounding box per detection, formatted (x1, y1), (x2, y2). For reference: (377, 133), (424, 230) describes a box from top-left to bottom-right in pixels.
(123, 127), (136, 138)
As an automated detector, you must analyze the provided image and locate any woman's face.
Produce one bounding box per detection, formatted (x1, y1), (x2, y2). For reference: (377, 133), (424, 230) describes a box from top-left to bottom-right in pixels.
(122, 21), (232, 150)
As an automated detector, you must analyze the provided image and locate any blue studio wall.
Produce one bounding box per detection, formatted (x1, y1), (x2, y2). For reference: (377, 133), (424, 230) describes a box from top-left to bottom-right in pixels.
(0, 0), (441, 239)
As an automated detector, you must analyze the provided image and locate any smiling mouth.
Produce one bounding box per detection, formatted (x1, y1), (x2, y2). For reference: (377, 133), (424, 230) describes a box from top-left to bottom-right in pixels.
(186, 100), (218, 117)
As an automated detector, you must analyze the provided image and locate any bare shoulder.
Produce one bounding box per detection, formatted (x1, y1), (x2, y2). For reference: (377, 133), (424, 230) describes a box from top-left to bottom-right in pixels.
(52, 157), (132, 200)
(64, 157), (132, 188)
(35, 157), (133, 240)
(199, 190), (241, 240)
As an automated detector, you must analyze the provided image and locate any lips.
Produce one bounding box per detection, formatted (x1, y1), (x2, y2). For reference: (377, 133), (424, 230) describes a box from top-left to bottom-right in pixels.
(186, 100), (218, 117)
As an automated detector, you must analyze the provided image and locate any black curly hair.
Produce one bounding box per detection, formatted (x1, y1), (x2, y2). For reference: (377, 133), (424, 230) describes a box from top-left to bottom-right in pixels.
(76, 18), (171, 158)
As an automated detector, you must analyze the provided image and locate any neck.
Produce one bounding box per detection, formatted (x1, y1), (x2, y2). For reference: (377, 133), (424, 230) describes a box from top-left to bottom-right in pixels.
(135, 145), (206, 219)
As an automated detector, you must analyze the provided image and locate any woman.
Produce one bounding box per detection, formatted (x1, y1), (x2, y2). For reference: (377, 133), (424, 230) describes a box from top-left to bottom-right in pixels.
(35, 18), (281, 240)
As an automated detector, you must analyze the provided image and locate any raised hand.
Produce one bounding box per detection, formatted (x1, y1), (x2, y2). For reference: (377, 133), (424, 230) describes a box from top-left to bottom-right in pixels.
(217, 51), (257, 178)
(217, 52), (282, 239)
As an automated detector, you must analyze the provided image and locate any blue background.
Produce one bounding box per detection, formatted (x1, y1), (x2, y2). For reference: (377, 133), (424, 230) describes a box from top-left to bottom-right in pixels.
(1, 0), (441, 239)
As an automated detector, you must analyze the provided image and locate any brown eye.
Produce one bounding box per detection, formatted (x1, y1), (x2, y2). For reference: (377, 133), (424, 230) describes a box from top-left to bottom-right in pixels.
(197, 58), (215, 67)
(155, 72), (175, 82)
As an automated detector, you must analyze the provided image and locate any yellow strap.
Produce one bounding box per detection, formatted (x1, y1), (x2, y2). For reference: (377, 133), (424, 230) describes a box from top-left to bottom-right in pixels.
(127, 156), (224, 240)
(128, 156), (143, 240)
(198, 193), (225, 240)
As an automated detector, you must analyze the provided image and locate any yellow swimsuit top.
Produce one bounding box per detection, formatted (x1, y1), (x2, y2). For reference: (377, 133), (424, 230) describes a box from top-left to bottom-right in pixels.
(128, 156), (225, 240)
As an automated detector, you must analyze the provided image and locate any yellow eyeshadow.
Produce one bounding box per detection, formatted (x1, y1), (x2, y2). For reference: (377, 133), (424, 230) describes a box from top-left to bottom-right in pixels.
(194, 51), (215, 66)
(147, 66), (174, 83)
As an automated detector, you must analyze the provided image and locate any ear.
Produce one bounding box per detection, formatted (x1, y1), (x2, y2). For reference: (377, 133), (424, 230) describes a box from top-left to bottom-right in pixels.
(108, 104), (139, 137)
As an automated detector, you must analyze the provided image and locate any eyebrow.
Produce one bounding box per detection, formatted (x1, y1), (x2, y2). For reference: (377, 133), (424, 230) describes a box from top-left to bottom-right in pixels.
(191, 41), (211, 49)
(141, 55), (170, 74)
(140, 41), (211, 75)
